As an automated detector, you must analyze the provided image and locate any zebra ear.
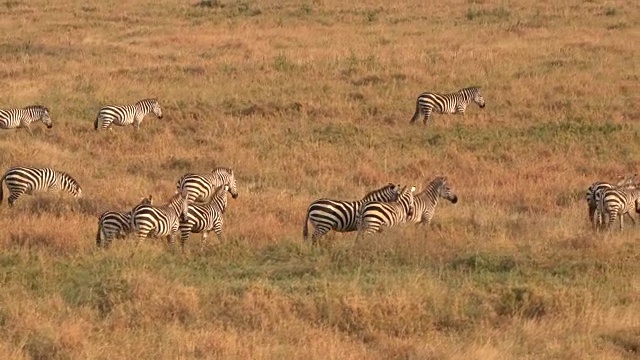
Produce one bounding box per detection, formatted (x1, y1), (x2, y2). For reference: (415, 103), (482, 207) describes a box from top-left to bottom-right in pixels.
(410, 186), (416, 192)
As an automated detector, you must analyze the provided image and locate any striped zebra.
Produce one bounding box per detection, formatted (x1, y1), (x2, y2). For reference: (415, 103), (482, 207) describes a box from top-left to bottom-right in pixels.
(0, 105), (52, 133)
(96, 195), (154, 248)
(179, 185), (230, 251)
(355, 185), (416, 242)
(94, 98), (163, 130)
(597, 188), (640, 231)
(303, 183), (402, 244)
(408, 176), (458, 225)
(586, 174), (637, 230)
(130, 191), (190, 245)
(175, 167), (238, 203)
(409, 86), (485, 125)
(0, 166), (82, 207)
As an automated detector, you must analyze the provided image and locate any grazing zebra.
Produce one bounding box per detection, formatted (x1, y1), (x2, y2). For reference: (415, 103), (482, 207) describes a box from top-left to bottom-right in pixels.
(130, 191), (190, 245)
(94, 98), (163, 130)
(0, 105), (52, 133)
(597, 188), (640, 231)
(586, 174), (637, 230)
(0, 166), (82, 207)
(303, 183), (402, 244)
(96, 195), (154, 248)
(175, 167), (238, 203)
(409, 86), (485, 125)
(355, 185), (416, 242)
(408, 176), (458, 225)
(179, 185), (231, 251)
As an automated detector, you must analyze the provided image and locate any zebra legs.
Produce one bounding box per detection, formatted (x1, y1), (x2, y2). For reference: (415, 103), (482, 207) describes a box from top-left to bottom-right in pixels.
(7, 190), (24, 207)
(422, 109), (432, 125)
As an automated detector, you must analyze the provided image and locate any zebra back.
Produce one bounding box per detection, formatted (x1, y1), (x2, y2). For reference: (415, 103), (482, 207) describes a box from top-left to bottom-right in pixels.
(356, 185), (416, 238)
(303, 183), (402, 242)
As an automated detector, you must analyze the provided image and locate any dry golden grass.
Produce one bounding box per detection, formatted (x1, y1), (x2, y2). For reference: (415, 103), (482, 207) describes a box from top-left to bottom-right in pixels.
(0, 0), (639, 358)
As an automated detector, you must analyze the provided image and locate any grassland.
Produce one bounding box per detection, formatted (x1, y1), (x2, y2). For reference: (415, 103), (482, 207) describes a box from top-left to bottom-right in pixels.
(0, 0), (638, 358)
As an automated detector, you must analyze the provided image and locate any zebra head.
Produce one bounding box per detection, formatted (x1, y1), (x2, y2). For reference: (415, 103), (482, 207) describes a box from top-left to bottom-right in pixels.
(173, 189), (190, 222)
(433, 176), (458, 204)
(216, 168), (238, 199)
(26, 105), (52, 128)
(146, 98), (163, 119)
(614, 174), (638, 188)
(59, 171), (82, 198)
(462, 87), (485, 108)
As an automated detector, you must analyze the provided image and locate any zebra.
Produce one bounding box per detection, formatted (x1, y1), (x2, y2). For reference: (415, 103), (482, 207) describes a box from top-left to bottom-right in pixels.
(355, 185), (416, 242)
(587, 174), (637, 230)
(409, 86), (485, 125)
(0, 105), (52, 133)
(597, 187), (640, 231)
(0, 166), (82, 207)
(408, 176), (458, 225)
(94, 98), (163, 130)
(96, 195), (154, 248)
(303, 183), (402, 244)
(175, 167), (238, 203)
(179, 185), (231, 251)
(129, 191), (190, 245)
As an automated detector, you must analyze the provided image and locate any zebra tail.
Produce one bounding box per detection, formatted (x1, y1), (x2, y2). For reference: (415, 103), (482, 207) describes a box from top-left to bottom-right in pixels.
(96, 223), (103, 247)
(94, 115), (99, 130)
(0, 172), (5, 205)
(409, 100), (421, 124)
(302, 212), (309, 241)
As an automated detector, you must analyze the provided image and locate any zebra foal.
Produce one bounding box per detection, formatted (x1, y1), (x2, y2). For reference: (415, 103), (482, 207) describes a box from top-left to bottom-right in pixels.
(175, 167), (238, 203)
(0, 105), (52, 133)
(355, 185), (416, 243)
(408, 176), (458, 225)
(94, 98), (163, 130)
(0, 166), (82, 207)
(303, 183), (402, 244)
(96, 195), (154, 248)
(409, 86), (485, 126)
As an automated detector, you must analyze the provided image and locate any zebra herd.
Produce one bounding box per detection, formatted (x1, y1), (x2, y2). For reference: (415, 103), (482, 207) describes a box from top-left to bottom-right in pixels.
(0, 165), (238, 252)
(1, 87), (632, 253)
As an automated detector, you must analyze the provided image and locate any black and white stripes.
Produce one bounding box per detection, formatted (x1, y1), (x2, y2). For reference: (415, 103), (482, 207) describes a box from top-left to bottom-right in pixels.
(130, 191), (190, 244)
(96, 195), (154, 248)
(409, 86), (485, 125)
(94, 98), (163, 130)
(355, 185), (416, 241)
(408, 177), (458, 225)
(179, 184), (230, 251)
(303, 183), (402, 244)
(0, 166), (82, 206)
(597, 188), (640, 231)
(176, 167), (239, 203)
(0, 105), (52, 132)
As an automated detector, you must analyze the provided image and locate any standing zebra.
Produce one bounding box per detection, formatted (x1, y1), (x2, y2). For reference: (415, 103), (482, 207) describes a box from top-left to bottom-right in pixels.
(355, 186), (416, 242)
(586, 174), (637, 230)
(96, 195), (154, 248)
(0, 167), (82, 207)
(303, 183), (402, 244)
(597, 187), (640, 231)
(175, 167), (238, 203)
(94, 98), (163, 130)
(409, 86), (485, 125)
(130, 191), (190, 245)
(179, 185), (231, 251)
(408, 176), (458, 225)
(0, 105), (52, 133)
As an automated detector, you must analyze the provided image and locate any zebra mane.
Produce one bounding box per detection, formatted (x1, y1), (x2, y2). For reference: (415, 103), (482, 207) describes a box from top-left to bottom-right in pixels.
(418, 176), (447, 197)
(363, 183), (396, 197)
(23, 105), (48, 112)
(212, 167), (234, 175)
(137, 98), (158, 105)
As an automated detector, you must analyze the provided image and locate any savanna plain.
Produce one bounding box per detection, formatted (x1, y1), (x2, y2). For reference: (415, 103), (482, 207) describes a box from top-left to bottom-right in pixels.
(0, 0), (638, 359)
